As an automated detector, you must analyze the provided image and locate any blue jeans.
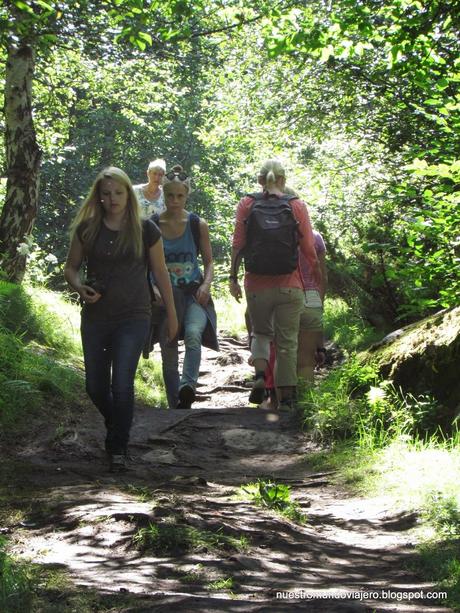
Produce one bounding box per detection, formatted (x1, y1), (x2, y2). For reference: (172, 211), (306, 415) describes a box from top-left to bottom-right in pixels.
(159, 297), (207, 408)
(81, 317), (149, 454)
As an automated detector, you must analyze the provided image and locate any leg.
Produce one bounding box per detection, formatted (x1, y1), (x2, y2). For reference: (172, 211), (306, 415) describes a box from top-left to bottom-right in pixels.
(246, 289), (275, 404)
(159, 317), (180, 409)
(81, 318), (114, 448)
(179, 299), (208, 407)
(109, 318), (150, 454)
(272, 288), (304, 403)
(297, 306), (324, 385)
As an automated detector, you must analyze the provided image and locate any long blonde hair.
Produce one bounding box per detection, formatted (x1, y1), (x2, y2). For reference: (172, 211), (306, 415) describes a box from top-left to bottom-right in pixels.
(70, 167), (143, 258)
(258, 158), (286, 188)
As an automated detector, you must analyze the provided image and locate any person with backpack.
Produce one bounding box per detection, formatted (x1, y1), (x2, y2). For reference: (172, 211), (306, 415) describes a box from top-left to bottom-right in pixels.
(229, 159), (320, 410)
(64, 167), (178, 471)
(152, 165), (218, 409)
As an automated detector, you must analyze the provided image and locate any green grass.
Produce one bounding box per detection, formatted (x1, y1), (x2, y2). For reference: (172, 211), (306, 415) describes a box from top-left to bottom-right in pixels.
(324, 296), (382, 352)
(133, 519), (249, 555)
(0, 537), (33, 612)
(0, 280), (168, 425)
(240, 480), (308, 524)
(213, 291), (248, 338)
(208, 576), (234, 591)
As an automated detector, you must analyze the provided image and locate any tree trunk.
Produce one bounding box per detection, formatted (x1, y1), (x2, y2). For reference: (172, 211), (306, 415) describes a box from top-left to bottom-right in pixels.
(0, 43), (42, 283)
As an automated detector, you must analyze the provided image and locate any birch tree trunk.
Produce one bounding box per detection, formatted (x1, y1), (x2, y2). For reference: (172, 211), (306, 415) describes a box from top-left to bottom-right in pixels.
(0, 43), (42, 283)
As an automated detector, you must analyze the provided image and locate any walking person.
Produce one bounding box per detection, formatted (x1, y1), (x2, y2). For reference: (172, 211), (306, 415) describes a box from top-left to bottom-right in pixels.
(297, 229), (328, 384)
(133, 158), (166, 217)
(229, 159), (320, 410)
(153, 165), (218, 409)
(64, 166), (178, 471)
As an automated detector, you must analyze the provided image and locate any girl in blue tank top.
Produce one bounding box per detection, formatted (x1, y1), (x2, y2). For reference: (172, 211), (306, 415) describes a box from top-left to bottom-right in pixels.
(154, 165), (218, 409)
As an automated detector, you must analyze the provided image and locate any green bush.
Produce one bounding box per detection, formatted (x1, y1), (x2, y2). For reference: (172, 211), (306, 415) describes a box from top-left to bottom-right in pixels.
(0, 537), (33, 612)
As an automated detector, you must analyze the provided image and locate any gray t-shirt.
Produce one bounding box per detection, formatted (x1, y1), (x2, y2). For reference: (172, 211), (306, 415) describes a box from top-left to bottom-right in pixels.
(77, 219), (161, 322)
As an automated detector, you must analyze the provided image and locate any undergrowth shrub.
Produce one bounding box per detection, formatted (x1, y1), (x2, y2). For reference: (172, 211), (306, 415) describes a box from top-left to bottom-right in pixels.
(323, 296), (382, 352)
(0, 537), (33, 612)
(300, 356), (442, 445)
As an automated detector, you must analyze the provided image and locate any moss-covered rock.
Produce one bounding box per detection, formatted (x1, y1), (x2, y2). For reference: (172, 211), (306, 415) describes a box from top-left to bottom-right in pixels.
(364, 307), (460, 420)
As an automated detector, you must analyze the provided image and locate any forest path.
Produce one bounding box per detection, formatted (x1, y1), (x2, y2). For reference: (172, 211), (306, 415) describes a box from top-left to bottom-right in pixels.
(4, 337), (450, 612)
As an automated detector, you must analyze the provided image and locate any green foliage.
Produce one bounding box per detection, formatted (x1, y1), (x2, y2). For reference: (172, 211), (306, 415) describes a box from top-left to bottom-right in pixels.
(0, 281), (84, 433)
(136, 359), (167, 408)
(423, 492), (460, 538)
(299, 356), (377, 441)
(241, 480), (307, 524)
(208, 577), (234, 592)
(391, 160), (460, 316)
(415, 539), (460, 610)
(300, 356), (443, 444)
(3, 0), (459, 328)
(133, 520), (248, 555)
(0, 537), (33, 612)
(323, 297), (383, 352)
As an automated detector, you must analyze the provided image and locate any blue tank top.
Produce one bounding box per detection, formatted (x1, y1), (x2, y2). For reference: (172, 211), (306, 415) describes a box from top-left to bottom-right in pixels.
(163, 213), (202, 288)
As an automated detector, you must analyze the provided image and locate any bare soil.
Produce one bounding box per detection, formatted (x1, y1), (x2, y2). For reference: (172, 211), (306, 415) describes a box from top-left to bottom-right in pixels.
(1, 336), (452, 612)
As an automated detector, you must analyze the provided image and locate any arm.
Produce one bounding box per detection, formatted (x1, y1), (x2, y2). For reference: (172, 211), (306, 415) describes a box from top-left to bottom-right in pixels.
(297, 202), (321, 286)
(195, 219), (214, 307)
(149, 239), (178, 342)
(64, 234), (101, 304)
(228, 198), (247, 302)
(316, 249), (328, 365)
(318, 251), (328, 303)
(229, 246), (243, 302)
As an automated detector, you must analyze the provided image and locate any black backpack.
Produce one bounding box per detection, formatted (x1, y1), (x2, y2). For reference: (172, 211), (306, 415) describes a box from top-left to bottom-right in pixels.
(242, 192), (299, 275)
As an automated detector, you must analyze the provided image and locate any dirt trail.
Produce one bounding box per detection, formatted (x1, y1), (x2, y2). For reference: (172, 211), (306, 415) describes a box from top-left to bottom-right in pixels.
(4, 337), (451, 612)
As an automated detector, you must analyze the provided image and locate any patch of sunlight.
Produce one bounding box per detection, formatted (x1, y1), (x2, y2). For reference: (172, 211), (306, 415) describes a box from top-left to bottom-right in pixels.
(370, 437), (460, 509)
(213, 293), (247, 338)
(26, 284), (82, 351)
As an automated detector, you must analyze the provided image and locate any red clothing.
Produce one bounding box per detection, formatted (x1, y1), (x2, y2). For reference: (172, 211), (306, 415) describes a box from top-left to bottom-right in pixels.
(232, 194), (318, 291)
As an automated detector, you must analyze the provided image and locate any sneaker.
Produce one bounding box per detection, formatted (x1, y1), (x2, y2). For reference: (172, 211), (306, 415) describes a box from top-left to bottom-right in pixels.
(177, 385), (195, 409)
(249, 376), (266, 405)
(109, 453), (127, 472)
(278, 399), (300, 413)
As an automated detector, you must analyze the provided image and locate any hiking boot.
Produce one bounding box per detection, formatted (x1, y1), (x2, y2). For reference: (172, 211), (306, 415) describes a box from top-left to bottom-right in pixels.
(109, 453), (128, 472)
(278, 398), (297, 412)
(177, 385), (195, 409)
(249, 376), (266, 405)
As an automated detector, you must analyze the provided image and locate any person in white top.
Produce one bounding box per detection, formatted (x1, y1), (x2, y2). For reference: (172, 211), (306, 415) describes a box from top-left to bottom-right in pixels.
(133, 158), (166, 217)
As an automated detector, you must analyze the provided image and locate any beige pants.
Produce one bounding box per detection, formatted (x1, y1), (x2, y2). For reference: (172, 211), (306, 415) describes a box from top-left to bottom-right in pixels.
(246, 287), (304, 387)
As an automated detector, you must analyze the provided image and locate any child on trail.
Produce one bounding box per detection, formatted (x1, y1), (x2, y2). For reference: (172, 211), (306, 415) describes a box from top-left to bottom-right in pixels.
(229, 159), (320, 411)
(153, 165), (218, 410)
(64, 166), (178, 471)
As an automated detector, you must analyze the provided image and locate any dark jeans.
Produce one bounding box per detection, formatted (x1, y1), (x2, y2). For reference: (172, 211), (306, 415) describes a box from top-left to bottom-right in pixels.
(81, 317), (150, 454)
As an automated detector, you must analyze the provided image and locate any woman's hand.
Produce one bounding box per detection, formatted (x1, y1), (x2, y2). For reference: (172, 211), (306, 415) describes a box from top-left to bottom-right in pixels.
(153, 284), (164, 305)
(229, 279), (242, 302)
(195, 282), (211, 306)
(79, 285), (102, 304)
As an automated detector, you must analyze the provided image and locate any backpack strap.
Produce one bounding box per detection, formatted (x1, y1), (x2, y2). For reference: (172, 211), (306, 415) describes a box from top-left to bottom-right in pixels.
(189, 212), (201, 254)
(151, 212), (201, 254)
(246, 191), (297, 203)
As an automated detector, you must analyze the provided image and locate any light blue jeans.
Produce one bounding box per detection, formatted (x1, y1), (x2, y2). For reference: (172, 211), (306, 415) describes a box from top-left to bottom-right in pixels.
(159, 296), (208, 408)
